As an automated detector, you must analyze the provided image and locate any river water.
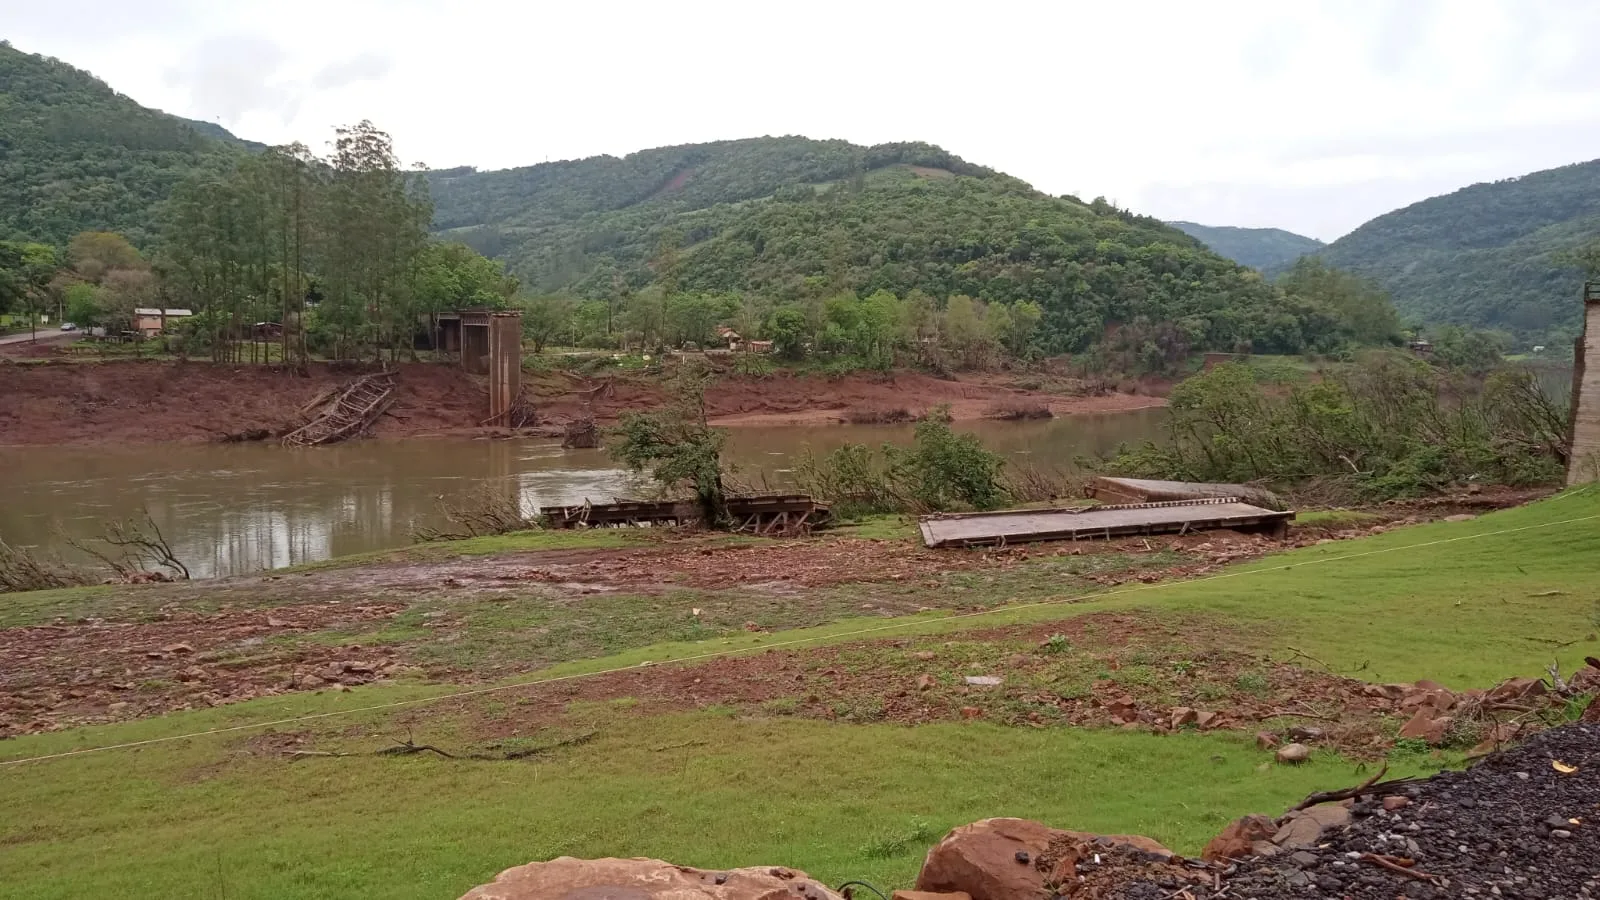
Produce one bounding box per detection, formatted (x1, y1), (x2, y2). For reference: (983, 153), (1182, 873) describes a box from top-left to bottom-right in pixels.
(0, 409), (1166, 578)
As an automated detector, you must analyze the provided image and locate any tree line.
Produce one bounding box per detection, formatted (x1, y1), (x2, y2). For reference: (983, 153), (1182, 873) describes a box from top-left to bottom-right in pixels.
(0, 119), (1462, 374)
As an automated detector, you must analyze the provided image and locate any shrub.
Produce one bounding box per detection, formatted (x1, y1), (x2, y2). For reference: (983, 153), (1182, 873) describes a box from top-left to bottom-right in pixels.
(1101, 354), (1568, 499)
(796, 408), (1008, 515)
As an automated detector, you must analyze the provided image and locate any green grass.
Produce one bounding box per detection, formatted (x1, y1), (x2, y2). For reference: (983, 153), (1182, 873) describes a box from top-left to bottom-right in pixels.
(829, 515), (920, 541)
(4, 488), (1598, 898)
(0, 710), (1435, 900)
(1294, 509), (1383, 527)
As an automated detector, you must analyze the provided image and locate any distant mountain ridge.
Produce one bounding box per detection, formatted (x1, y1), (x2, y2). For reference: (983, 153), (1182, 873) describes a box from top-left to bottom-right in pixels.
(2, 39), (1405, 358)
(1313, 159), (1600, 343)
(425, 137), (1339, 355)
(1167, 221), (1325, 271)
(0, 41), (254, 245)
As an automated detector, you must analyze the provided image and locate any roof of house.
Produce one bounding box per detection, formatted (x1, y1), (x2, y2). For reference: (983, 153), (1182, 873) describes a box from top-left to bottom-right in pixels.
(133, 308), (194, 317)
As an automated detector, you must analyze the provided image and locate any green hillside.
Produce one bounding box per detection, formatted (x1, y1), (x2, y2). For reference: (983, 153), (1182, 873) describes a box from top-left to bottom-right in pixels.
(0, 41), (247, 246)
(1315, 159), (1600, 344)
(429, 139), (1331, 355)
(1167, 221), (1324, 271)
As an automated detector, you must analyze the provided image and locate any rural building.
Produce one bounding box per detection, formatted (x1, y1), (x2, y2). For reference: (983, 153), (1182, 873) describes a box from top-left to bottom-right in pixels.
(132, 308), (193, 336)
(1569, 284), (1600, 484)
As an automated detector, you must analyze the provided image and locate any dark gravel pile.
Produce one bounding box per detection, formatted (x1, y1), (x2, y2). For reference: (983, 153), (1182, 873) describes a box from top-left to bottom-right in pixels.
(1132, 721), (1599, 899)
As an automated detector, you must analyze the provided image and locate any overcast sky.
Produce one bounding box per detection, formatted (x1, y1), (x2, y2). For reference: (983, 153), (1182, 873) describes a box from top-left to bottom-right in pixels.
(7, 0), (1600, 241)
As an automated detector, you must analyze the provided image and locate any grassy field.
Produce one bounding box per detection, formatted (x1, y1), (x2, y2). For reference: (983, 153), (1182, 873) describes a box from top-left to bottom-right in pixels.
(2, 488), (1597, 899)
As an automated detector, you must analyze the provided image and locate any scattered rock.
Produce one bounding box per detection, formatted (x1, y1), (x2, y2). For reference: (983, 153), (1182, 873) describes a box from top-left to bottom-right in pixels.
(456, 857), (845, 900)
(1485, 676), (1546, 705)
(914, 818), (1169, 900)
(1276, 743), (1312, 764)
(1170, 706), (1198, 729)
(1287, 725), (1325, 743)
(1255, 731), (1279, 750)
(916, 674), (937, 691)
(1194, 710), (1223, 730)
(1398, 708), (1453, 745)
(1271, 804), (1351, 849)
(162, 643), (194, 655)
(1380, 795), (1411, 811)
(1202, 814), (1276, 861)
(892, 892), (970, 900)
(964, 676), (1003, 687)
(960, 707), (983, 719)
(1443, 513), (1475, 522)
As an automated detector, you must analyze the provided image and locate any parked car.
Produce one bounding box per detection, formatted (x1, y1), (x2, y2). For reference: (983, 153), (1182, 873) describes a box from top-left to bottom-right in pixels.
(59, 322), (78, 331)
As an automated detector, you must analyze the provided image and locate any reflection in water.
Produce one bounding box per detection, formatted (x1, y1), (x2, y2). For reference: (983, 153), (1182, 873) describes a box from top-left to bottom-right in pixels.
(0, 408), (1165, 577)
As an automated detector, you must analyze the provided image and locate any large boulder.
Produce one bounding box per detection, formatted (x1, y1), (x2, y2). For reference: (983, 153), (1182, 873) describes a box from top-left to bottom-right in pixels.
(458, 857), (844, 900)
(914, 818), (1169, 900)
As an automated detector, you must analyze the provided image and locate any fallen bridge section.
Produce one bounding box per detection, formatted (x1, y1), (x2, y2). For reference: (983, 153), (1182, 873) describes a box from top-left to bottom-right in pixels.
(918, 497), (1294, 548)
(1088, 475), (1283, 509)
(282, 371), (397, 447)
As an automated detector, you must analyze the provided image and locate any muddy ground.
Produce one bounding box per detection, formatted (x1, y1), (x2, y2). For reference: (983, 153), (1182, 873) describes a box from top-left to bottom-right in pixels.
(0, 358), (1162, 446)
(0, 491), (1547, 738)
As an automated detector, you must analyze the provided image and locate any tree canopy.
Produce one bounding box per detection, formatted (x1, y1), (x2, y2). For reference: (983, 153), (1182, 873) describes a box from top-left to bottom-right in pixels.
(0, 42), (248, 246)
(426, 139), (1388, 358)
(1167, 222), (1325, 271)
(1310, 157), (1600, 347)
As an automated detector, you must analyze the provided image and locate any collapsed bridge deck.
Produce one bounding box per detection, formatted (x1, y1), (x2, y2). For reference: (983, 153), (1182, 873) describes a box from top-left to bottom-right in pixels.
(918, 497), (1294, 548)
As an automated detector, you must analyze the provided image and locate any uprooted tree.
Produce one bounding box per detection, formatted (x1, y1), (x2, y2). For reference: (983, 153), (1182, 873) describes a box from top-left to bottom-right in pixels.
(607, 364), (731, 526)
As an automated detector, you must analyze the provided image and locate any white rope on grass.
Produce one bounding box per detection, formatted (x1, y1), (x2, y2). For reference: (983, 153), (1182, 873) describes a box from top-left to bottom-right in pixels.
(3, 507), (1597, 770)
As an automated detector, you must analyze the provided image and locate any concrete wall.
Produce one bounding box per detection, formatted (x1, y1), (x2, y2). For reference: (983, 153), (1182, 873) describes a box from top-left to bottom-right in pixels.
(1570, 298), (1600, 484)
(487, 312), (522, 426)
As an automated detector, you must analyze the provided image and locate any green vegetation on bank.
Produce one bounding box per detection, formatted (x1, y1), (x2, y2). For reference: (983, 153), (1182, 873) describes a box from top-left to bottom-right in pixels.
(1106, 353), (1571, 499)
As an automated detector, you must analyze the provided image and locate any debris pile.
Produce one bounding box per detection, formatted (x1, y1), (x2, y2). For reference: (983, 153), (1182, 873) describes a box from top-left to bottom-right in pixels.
(904, 721), (1599, 900)
(1198, 719), (1600, 899)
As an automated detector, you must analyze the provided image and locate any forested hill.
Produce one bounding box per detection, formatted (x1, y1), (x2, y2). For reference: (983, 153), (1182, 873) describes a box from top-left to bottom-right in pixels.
(0, 41), (248, 245)
(428, 138), (1346, 355)
(1168, 221), (1324, 271)
(1315, 159), (1600, 344)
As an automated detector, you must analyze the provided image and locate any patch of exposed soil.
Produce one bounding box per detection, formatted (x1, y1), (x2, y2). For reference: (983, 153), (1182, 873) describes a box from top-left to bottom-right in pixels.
(415, 612), (1580, 760)
(0, 360), (1163, 446)
(0, 360), (487, 446)
(529, 369), (1165, 427)
(0, 602), (411, 736)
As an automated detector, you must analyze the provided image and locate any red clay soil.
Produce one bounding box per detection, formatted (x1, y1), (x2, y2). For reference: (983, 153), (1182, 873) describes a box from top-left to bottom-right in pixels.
(0, 602), (410, 736)
(0, 360), (1162, 446)
(531, 368), (1164, 427)
(0, 360), (487, 446)
(403, 611), (1569, 760)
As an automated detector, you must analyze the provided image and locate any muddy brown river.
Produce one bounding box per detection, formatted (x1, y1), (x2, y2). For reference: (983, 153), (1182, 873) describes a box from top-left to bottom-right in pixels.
(0, 410), (1165, 577)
